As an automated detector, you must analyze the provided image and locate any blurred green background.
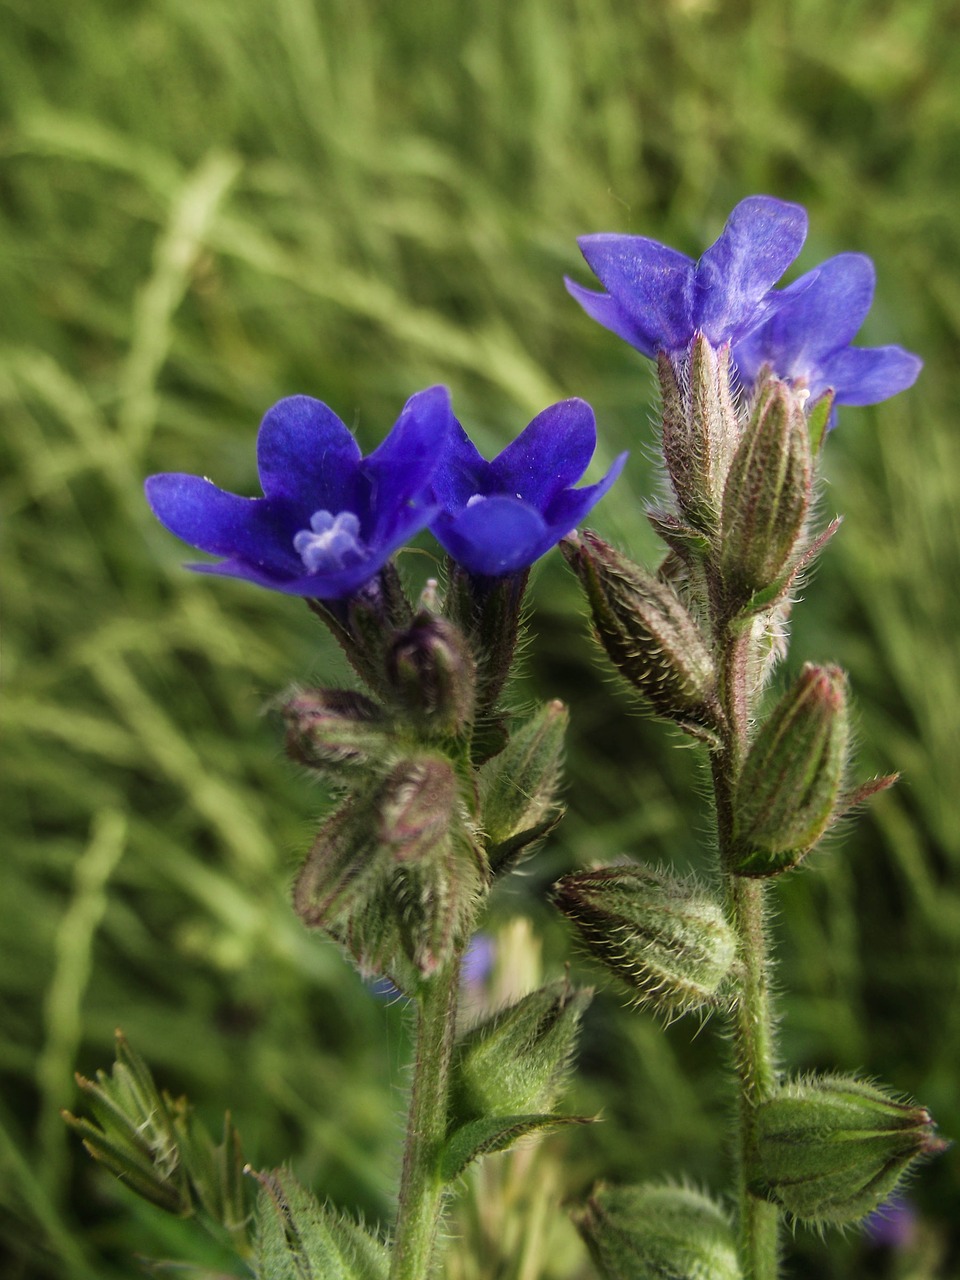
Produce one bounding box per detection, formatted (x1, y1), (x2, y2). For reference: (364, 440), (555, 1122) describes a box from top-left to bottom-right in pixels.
(2, 0), (958, 1276)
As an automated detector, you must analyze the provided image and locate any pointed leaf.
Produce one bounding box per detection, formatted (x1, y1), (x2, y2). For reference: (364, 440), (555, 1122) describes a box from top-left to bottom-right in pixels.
(440, 1113), (592, 1183)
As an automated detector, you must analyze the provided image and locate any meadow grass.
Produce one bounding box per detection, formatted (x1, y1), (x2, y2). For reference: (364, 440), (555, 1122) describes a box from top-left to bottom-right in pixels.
(2, 1), (959, 1275)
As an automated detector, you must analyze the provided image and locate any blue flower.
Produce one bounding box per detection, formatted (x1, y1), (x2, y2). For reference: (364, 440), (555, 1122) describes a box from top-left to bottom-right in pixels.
(145, 387), (453, 598)
(429, 399), (626, 577)
(732, 252), (922, 415)
(565, 196), (808, 359)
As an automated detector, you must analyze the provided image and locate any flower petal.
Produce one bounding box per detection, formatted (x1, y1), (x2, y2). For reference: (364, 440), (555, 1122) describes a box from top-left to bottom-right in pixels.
(256, 395), (361, 507)
(818, 345), (923, 406)
(735, 255), (877, 384)
(542, 450), (629, 531)
(695, 196), (808, 343)
(492, 398), (597, 507)
(431, 497), (550, 577)
(145, 474), (302, 573)
(428, 418), (488, 512)
(576, 234), (696, 354)
(563, 278), (659, 358)
(188, 553), (391, 599)
(362, 385), (453, 537)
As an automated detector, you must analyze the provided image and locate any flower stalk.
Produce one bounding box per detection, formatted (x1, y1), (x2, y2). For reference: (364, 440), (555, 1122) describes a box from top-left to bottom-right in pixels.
(389, 956), (465, 1280)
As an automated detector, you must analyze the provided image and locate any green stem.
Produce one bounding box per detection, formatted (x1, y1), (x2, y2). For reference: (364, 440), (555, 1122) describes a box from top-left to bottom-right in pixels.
(389, 957), (463, 1280)
(712, 619), (780, 1280)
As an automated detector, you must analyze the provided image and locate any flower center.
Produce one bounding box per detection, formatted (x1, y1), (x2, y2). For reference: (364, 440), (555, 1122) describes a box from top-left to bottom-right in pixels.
(293, 510), (366, 574)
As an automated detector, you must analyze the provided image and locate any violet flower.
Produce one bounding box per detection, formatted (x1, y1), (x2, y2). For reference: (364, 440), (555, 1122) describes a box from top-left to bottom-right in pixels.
(565, 195), (808, 360)
(733, 252), (922, 419)
(145, 388), (453, 598)
(429, 399), (626, 577)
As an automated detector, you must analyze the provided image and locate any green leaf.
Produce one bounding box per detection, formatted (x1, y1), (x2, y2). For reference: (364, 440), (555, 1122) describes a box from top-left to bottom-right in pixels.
(439, 1113), (591, 1183)
(253, 1169), (388, 1280)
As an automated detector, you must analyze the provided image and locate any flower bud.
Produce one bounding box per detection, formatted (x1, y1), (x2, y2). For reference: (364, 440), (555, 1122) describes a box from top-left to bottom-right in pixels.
(660, 335), (740, 535)
(732, 664), (849, 876)
(752, 1075), (948, 1226)
(720, 377), (812, 607)
(450, 980), (592, 1125)
(386, 614), (476, 737)
(562, 531), (717, 731)
(573, 1182), (743, 1280)
(553, 865), (737, 1016)
(480, 700), (568, 874)
(280, 687), (392, 773)
(293, 756), (487, 992)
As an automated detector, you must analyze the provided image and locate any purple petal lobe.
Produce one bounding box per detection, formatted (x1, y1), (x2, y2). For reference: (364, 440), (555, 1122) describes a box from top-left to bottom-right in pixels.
(145, 474), (301, 573)
(256, 395), (361, 507)
(543, 451), (629, 530)
(432, 497), (549, 577)
(696, 196), (808, 342)
(492, 399), (597, 507)
(563, 278), (658, 358)
(577, 234), (696, 354)
(820, 345), (923, 406)
(736, 255), (877, 384)
(363, 385), (454, 536)
(429, 418), (488, 511)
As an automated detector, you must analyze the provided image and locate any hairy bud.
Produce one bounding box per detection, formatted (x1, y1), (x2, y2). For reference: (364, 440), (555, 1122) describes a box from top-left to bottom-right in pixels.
(553, 865), (737, 1016)
(293, 756), (486, 992)
(732, 664), (849, 876)
(562, 531), (717, 731)
(280, 688), (391, 773)
(721, 377), (812, 607)
(752, 1075), (948, 1226)
(660, 335), (740, 535)
(450, 980), (592, 1124)
(386, 614), (476, 737)
(480, 700), (568, 874)
(573, 1182), (743, 1280)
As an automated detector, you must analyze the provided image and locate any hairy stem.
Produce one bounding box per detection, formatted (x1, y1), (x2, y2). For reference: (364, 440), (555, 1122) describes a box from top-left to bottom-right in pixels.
(389, 957), (463, 1280)
(713, 619), (780, 1280)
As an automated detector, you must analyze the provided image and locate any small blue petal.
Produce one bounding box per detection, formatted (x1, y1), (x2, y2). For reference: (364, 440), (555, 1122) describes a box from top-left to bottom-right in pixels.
(563, 278), (658, 357)
(145, 474), (302, 573)
(492, 399), (597, 508)
(432, 497), (550, 576)
(256, 395), (361, 508)
(819, 345), (923, 406)
(695, 196), (808, 343)
(577, 234), (696, 355)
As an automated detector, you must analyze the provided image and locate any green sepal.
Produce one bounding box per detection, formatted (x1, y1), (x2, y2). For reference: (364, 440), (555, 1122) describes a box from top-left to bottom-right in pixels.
(807, 389), (836, 455)
(385, 612), (477, 739)
(720, 375), (812, 608)
(293, 758), (487, 993)
(440, 1113), (592, 1184)
(480, 699), (568, 875)
(658, 337), (740, 535)
(64, 1032), (249, 1244)
(752, 1074), (948, 1226)
(561, 530), (719, 733)
(553, 865), (738, 1016)
(442, 561), (529, 719)
(732, 664), (850, 876)
(252, 1168), (388, 1280)
(279, 687), (393, 775)
(449, 981), (592, 1125)
(573, 1181), (743, 1280)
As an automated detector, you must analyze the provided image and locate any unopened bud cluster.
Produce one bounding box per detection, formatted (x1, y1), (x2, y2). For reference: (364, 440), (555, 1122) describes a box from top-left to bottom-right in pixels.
(283, 577), (568, 993)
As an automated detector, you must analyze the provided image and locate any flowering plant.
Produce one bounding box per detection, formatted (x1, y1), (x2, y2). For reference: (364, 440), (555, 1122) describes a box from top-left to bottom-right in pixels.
(69, 196), (941, 1280)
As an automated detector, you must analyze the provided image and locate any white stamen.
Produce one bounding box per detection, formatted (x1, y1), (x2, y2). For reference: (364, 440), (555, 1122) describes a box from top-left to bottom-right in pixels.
(293, 510), (365, 574)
